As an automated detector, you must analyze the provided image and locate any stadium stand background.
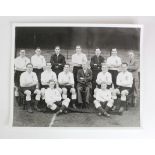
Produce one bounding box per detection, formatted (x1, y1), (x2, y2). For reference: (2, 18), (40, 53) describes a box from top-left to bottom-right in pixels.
(15, 27), (140, 64)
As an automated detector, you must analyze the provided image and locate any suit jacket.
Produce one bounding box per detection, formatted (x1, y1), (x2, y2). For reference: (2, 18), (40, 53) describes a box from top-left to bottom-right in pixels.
(50, 54), (66, 71)
(90, 55), (105, 71)
(77, 68), (92, 87)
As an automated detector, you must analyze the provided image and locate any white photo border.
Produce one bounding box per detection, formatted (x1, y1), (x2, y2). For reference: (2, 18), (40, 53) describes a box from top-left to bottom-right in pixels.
(10, 23), (143, 131)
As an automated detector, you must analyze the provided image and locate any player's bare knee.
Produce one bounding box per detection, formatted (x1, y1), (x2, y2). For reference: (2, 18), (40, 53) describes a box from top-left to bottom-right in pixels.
(24, 90), (31, 96)
(70, 88), (76, 95)
(62, 88), (67, 95)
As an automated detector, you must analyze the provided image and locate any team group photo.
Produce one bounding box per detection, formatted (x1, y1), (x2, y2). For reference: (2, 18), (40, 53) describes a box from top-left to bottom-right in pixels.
(12, 24), (141, 127)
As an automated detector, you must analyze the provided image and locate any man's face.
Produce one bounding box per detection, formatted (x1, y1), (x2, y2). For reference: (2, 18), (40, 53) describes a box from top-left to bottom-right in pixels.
(55, 47), (60, 55)
(101, 83), (107, 90)
(82, 63), (87, 70)
(111, 51), (117, 56)
(95, 49), (101, 56)
(128, 52), (134, 59)
(76, 46), (81, 54)
(35, 49), (41, 55)
(46, 63), (52, 71)
(26, 65), (33, 72)
(101, 65), (108, 73)
(20, 50), (25, 57)
(64, 65), (70, 72)
(122, 64), (128, 72)
(49, 81), (55, 89)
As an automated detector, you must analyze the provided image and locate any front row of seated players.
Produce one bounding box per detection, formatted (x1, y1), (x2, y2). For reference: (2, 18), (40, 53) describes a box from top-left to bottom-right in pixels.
(94, 62), (133, 116)
(18, 61), (133, 116)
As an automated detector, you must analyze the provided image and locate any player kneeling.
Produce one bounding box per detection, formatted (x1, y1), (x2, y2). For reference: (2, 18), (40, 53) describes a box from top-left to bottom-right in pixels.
(44, 80), (70, 116)
(94, 82), (114, 117)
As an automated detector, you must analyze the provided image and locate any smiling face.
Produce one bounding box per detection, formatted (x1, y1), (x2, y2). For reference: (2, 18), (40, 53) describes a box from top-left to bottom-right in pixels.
(35, 48), (41, 56)
(121, 63), (128, 72)
(46, 63), (52, 71)
(101, 65), (108, 73)
(95, 48), (101, 56)
(55, 46), (60, 55)
(26, 64), (33, 73)
(111, 49), (117, 56)
(20, 50), (25, 57)
(76, 45), (81, 54)
(128, 51), (134, 59)
(49, 81), (55, 89)
(64, 64), (70, 73)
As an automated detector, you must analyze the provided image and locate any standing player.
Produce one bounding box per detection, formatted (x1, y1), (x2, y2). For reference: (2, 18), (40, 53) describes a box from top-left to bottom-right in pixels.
(107, 48), (122, 88)
(19, 63), (41, 113)
(14, 49), (30, 104)
(50, 46), (66, 77)
(94, 82), (114, 117)
(44, 80), (70, 115)
(90, 48), (105, 91)
(127, 50), (139, 106)
(116, 63), (133, 114)
(31, 47), (46, 87)
(77, 62), (92, 107)
(71, 45), (87, 86)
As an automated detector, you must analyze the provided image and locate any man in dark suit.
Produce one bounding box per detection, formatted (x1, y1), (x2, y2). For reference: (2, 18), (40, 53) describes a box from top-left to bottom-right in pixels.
(50, 46), (66, 77)
(77, 62), (92, 107)
(90, 48), (105, 91)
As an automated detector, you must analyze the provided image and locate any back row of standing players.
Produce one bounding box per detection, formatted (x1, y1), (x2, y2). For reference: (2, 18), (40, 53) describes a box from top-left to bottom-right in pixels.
(14, 45), (139, 117)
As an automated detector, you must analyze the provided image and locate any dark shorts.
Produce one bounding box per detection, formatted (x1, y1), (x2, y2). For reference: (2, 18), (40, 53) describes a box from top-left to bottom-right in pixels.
(60, 85), (73, 97)
(118, 86), (132, 94)
(19, 85), (36, 95)
(96, 84), (112, 89)
(100, 101), (108, 108)
(14, 70), (24, 87)
(41, 85), (49, 89)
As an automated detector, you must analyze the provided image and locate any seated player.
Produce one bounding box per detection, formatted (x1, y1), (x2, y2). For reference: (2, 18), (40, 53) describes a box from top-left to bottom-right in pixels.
(14, 49), (30, 104)
(44, 80), (70, 115)
(77, 62), (92, 108)
(58, 64), (77, 108)
(96, 63), (112, 89)
(116, 62), (133, 114)
(19, 63), (41, 113)
(94, 82), (114, 117)
(31, 47), (46, 87)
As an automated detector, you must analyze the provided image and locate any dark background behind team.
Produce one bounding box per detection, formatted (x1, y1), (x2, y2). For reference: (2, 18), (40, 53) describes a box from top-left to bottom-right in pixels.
(15, 27), (140, 64)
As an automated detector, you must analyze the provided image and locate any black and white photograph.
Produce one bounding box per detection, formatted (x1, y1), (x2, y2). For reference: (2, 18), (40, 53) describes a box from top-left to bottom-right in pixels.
(11, 23), (142, 127)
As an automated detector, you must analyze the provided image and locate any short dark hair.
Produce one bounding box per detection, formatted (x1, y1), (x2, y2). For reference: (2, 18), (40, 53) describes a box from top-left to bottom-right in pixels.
(95, 47), (100, 50)
(20, 49), (25, 52)
(55, 45), (60, 49)
(36, 47), (41, 50)
(48, 80), (56, 88)
(76, 45), (81, 48)
(64, 63), (70, 67)
(26, 63), (33, 68)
